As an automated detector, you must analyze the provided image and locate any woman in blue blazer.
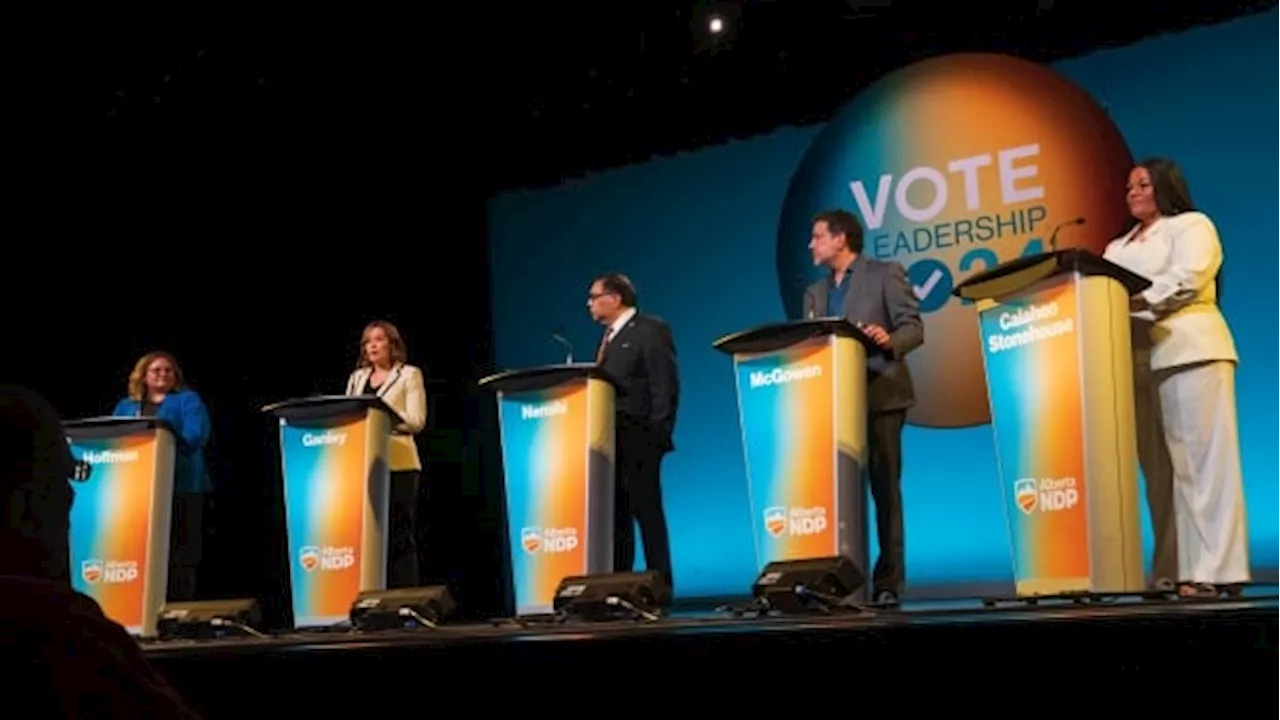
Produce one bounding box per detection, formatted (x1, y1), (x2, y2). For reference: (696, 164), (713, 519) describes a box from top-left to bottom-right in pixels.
(113, 350), (212, 602)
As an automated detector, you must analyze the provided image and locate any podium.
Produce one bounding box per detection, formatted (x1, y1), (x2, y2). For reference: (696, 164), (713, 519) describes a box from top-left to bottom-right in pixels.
(713, 319), (872, 597)
(478, 364), (617, 616)
(65, 416), (176, 637)
(262, 395), (395, 627)
(953, 249), (1151, 596)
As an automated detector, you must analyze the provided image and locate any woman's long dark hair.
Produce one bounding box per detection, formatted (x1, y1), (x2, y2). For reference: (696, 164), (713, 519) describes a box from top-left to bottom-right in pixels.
(1137, 157), (1222, 301)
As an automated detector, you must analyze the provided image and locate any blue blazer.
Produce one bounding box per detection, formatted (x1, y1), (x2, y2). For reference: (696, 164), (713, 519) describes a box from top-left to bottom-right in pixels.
(112, 388), (213, 494)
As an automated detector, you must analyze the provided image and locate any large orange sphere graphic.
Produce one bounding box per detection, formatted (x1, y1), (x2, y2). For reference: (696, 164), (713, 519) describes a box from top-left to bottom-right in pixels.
(776, 53), (1134, 428)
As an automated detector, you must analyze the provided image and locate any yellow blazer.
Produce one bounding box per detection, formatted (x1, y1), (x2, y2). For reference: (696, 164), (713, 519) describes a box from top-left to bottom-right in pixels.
(344, 362), (427, 471)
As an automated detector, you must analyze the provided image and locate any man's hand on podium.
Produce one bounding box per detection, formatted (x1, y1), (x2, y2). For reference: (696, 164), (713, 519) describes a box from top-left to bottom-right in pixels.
(856, 322), (893, 349)
(1129, 294), (1151, 313)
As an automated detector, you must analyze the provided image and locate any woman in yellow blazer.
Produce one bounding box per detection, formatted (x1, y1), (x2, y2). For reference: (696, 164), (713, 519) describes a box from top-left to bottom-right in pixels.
(344, 319), (428, 588)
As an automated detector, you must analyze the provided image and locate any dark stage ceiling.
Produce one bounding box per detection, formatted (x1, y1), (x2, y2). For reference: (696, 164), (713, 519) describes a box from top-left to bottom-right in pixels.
(96, 2), (1275, 195)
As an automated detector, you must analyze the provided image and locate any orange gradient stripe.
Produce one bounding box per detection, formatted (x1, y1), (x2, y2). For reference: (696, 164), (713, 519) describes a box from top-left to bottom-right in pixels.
(1021, 284), (1089, 578)
(315, 415), (369, 619)
(779, 341), (837, 558)
(532, 383), (589, 603)
(96, 434), (156, 629)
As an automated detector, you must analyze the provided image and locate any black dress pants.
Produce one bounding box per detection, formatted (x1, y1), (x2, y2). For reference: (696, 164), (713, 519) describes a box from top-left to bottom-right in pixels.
(167, 493), (204, 602)
(867, 410), (906, 597)
(613, 420), (673, 593)
(387, 470), (421, 589)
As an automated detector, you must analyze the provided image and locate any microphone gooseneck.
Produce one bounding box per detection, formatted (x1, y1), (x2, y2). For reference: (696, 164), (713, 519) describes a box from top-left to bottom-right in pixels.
(550, 330), (574, 365)
(1044, 213), (1085, 251)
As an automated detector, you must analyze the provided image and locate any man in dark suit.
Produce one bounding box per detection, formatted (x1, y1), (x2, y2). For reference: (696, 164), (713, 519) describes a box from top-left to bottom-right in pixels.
(588, 272), (679, 597)
(802, 209), (924, 605)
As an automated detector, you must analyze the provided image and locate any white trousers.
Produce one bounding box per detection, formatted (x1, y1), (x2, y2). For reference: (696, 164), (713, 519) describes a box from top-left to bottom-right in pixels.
(1157, 360), (1251, 585)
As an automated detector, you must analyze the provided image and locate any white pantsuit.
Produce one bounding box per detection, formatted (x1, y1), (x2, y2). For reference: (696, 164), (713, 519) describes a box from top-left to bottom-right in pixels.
(1104, 211), (1250, 586)
(1157, 361), (1250, 583)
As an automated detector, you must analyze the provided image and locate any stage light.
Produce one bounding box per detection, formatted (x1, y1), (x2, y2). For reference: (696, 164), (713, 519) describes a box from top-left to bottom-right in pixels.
(553, 571), (670, 622)
(708, 16), (724, 34)
(349, 586), (456, 631)
(752, 556), (865, 614)
(157, 599), (265, 640)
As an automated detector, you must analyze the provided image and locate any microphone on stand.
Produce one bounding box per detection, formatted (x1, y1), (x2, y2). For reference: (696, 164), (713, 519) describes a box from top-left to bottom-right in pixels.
(550, 327), (574, 364)
(1047, 217), (1086, 252)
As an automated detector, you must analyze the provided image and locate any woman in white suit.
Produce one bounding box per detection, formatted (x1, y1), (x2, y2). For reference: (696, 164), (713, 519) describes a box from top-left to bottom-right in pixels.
(345, 319), (428, 588)
(1103, 158), (1249, 598)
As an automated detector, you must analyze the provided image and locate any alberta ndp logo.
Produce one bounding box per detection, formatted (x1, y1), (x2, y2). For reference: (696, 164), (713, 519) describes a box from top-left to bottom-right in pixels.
(520, 526), (580, 554)
(298, 545), (355, 572)
(1014, 477), (1080, 515)
(776, 53), (1134, 428)
(80, 558), (139, 585)
(763, 505), (828, 537)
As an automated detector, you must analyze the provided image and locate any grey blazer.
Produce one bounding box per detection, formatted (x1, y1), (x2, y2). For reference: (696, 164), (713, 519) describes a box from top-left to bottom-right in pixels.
(803, 255), (924, 412)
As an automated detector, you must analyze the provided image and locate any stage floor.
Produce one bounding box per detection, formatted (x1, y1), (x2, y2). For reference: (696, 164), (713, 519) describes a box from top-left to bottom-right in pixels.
(141, 583), (1279, 656)
(144, 585), (1277, 715)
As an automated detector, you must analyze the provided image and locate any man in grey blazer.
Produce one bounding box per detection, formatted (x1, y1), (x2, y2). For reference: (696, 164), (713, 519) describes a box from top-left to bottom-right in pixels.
(803, 209), (924, 604)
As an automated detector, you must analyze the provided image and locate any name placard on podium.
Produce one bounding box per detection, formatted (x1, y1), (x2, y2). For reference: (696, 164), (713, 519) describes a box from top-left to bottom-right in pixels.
(264, 396), (393, 628)
(479, 364), (616, 616)
(714, 320), (869, 586)
(956, 249), (1151, 596)
(65, 416), (176, 637)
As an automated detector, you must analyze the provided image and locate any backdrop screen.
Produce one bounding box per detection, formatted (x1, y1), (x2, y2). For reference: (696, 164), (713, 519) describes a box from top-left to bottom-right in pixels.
(488, 12), (1278, 598)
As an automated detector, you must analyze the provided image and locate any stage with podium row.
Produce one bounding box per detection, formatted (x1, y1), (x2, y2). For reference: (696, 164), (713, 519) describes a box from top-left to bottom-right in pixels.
(60, 249), (1277, 712)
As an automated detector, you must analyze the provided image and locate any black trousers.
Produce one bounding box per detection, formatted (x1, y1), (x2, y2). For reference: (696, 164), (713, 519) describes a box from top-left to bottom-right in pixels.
(867, 410), (907, 597)
(167, 492), (204, 602)
(613, 421), (673, 592)
(387, 470), (421, 589)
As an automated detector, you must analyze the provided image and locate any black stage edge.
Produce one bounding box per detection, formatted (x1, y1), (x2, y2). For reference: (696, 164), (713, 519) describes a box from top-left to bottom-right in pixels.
(148, 587), (1277, 714)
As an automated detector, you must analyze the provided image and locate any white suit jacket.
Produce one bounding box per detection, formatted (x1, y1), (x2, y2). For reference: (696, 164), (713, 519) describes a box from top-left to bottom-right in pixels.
(344, 362), (428, 471)
(1103, 211), (1237, 371)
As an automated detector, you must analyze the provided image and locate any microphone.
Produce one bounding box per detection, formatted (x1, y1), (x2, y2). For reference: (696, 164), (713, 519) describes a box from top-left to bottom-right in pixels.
(1046, 217), (1086, 252)
(550, 327), (573, 364)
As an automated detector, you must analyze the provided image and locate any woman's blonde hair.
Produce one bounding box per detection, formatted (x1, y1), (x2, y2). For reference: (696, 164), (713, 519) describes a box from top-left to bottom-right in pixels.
(127, 351), (185, 402)
(356, 320), (409, 368)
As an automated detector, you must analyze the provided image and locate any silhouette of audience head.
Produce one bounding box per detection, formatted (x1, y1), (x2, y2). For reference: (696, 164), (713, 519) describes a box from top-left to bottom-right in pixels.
(0, 384), (76, 581)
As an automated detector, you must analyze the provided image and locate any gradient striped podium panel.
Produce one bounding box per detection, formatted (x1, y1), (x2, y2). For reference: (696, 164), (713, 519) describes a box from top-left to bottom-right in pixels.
(66, 417), (177, 637)
(265, 396), (394, 628)
(716, 320), (870, 596)
(960, 249), (1149, 597)
(483, 364), (617, 616)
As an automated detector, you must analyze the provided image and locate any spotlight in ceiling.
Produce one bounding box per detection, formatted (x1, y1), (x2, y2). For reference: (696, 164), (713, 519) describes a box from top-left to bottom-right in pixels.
(708, 15), (724, 34)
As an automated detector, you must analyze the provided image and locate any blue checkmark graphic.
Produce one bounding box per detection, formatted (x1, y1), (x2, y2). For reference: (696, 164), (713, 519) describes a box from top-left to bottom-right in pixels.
(906, 259), (954, 314)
